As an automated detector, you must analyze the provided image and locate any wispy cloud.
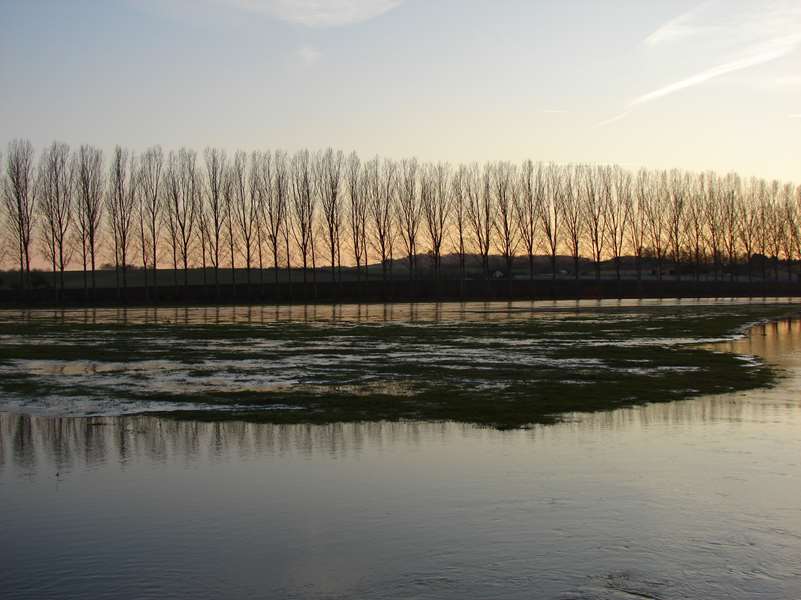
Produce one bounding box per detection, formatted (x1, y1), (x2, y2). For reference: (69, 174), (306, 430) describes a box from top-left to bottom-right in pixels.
(630, 33), (801, 107)
(594, 112), (629, 128)
(541, 109), (568, 114)
(790, 114), (801, 119)
(634, 0), (801, 106)
(222, 0), (403, 27)
(644, 2), (722, 46)
(595, 0), (801, 125)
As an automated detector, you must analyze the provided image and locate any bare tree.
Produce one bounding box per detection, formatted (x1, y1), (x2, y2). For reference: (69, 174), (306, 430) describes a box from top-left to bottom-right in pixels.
(291, 150), (316, 283)
(106, 147), (137, 293)
(0, 151), (4, 266)
(539, 163), (562, 280)
(165, 149), (199, 287)
(783, 184), (800, 280)
(516, 160), (540, 280)
(38, 142), (74, 292)
(754, 180), (773, 280)
(396, 158), (421, 279)
(74, 145), (104, 293)
(720, 173), (741, 281)
(422, 162), (452, 279)
(257, 150), (283, 284)
(197, 187), (211, 287)
(222, 160), (238, 290)
(0, 165), (6, 266)
(561, 165), (583, 279)
(738, 178), (761, 281)
(274, 151), (292, 282)
(450, 164), (469, 279)
(253, 161), (266, 288)
(465, 163), (493, 278)
(492, 162), (519, 276)
(316, 148), (345, 282)
(702, 172), (724, 280)
(228, 151), (258, 286)
(642, 170), (667, 280)
(581, 165), (606, 280)
(346, 152), (368, 280)
(666, 169), (687, 280)
(366, 157), (397, 280)
(628, 170), (649, 280)
(604, 166), (631, 280)
(164, 156), (180, 286)
(202, 148), (226, 291)
(3, 140), (38, 288)
(684, 173), (706, 280)
(136, 165), (154, 294)
(138, 146), (163, 298)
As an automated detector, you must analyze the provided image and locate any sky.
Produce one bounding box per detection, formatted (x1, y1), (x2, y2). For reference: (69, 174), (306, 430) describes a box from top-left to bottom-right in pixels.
(0, 0), (799, 182)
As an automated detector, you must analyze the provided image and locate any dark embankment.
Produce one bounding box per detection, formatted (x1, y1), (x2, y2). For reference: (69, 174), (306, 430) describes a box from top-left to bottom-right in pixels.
(2, 278), (801, 308)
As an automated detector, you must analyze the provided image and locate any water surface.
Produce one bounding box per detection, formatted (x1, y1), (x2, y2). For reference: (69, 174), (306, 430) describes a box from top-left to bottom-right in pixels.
(1, 304), (800, 598)
(0, 299), (790, 424)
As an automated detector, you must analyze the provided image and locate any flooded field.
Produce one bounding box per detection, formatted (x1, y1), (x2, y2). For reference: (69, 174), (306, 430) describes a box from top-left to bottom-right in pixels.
(0, 299), (795, 426)
(2, 300), (801, 599)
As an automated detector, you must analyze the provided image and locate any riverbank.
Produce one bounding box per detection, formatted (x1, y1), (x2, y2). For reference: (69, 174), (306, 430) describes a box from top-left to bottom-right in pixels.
(2, 278), (801, 308)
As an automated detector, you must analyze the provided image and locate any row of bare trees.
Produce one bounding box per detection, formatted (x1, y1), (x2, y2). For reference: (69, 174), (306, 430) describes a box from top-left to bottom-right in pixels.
(3, 139), (801, 292)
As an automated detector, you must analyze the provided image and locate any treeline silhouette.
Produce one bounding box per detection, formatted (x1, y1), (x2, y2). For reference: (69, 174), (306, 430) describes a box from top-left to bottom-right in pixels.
(2, 139), (800, 301)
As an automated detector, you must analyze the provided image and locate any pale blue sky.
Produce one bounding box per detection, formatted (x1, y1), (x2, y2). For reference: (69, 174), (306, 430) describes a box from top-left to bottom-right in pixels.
(1, 0), (799, 180)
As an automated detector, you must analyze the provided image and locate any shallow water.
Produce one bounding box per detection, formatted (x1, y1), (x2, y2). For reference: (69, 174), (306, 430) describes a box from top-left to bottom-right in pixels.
(0, 298), (793, 419)
(1, 296), (795, 326)
(1, 302), (801, 598)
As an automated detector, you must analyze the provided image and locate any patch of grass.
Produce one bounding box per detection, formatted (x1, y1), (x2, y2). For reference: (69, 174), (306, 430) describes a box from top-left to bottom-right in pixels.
(0, 302), (795, 428)
(157, 346), (776, 429)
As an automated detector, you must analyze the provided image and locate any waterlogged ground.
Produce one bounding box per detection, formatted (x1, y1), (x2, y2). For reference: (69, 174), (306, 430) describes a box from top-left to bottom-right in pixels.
(2, 316), (801, 599)
(0, 300), (796, 427)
